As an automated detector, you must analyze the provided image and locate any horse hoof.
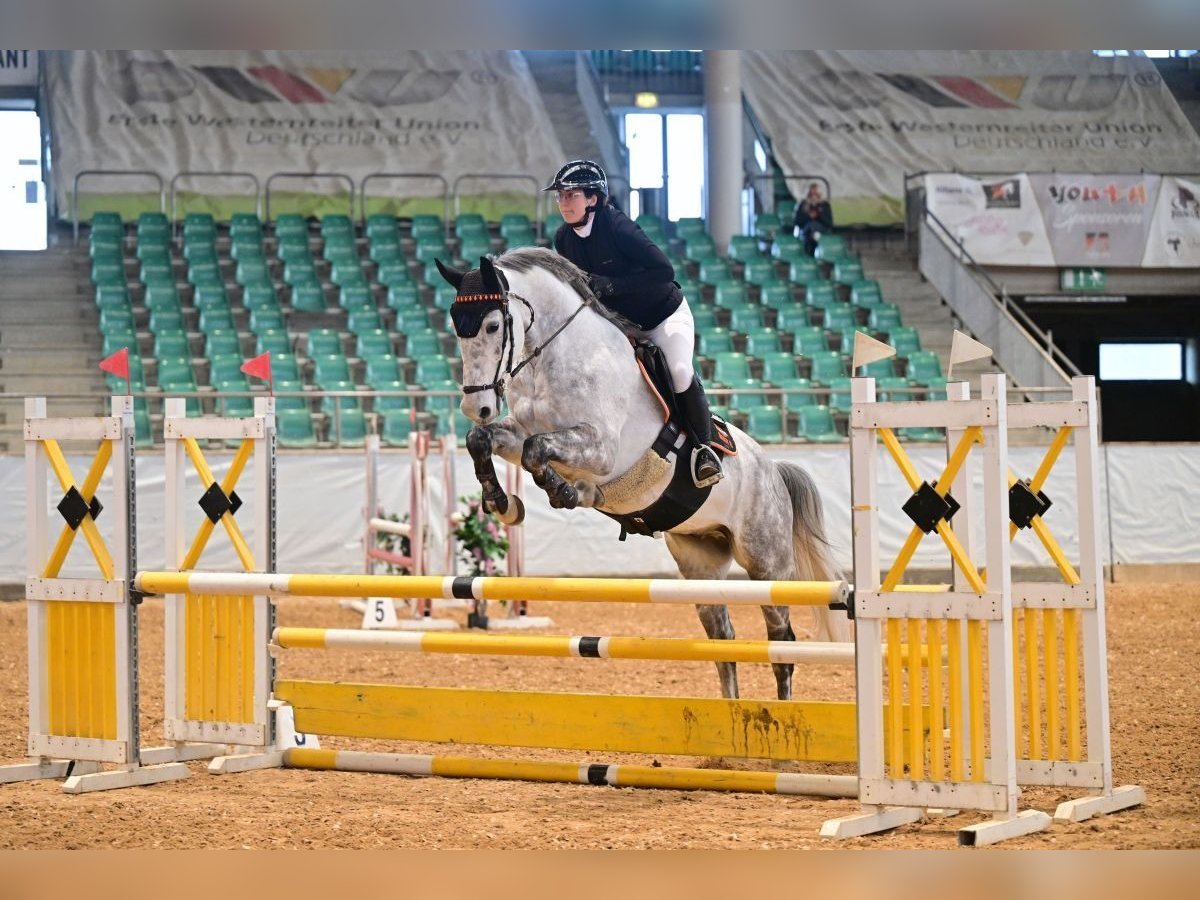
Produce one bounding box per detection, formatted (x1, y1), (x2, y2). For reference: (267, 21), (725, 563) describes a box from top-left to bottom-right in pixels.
(552, 483), (578, 509)
(498, 495), (525, 526)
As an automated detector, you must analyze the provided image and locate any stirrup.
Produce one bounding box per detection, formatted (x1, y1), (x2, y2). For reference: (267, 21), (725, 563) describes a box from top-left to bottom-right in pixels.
(691, 445), (724, 489)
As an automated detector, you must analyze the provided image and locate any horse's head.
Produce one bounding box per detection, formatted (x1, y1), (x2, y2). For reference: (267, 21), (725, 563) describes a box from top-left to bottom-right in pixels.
(436, 255), (527, 425)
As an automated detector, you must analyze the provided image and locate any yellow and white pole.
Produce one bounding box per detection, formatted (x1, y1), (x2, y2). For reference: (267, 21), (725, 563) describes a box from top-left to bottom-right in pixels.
(137, 572), (850, 608)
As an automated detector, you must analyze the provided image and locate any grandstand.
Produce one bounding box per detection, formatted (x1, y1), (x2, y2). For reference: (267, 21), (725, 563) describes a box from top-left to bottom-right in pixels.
(1, 50), (1198, 453)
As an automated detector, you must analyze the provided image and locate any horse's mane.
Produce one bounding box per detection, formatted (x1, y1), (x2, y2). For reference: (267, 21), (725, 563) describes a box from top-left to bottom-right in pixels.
(496, 246), (640, 339)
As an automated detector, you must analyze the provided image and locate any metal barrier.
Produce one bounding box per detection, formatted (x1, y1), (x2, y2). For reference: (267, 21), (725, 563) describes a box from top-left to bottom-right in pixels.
(264, 172), (355, 223)
(169, 171), (261, 236)
(72, 170), (164, 244)
(451, 173), (539, 239)
(359, 173), (449, 228)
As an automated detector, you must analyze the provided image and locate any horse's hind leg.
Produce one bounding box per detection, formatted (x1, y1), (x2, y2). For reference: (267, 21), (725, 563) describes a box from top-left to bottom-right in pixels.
(664, 532), (739, 700)
(730, 532), (798, 702)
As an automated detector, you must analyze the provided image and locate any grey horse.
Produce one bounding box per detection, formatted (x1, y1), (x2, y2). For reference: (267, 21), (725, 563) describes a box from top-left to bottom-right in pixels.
(437, 248), (848, 700)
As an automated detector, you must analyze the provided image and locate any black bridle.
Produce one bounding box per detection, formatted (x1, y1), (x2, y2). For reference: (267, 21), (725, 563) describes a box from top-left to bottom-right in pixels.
(459, 290), (589, 400)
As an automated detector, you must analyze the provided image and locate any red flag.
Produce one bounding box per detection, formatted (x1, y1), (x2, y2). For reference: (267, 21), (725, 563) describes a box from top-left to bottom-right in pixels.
(99, 347), (130, 381)
(240, 351), (272, 385)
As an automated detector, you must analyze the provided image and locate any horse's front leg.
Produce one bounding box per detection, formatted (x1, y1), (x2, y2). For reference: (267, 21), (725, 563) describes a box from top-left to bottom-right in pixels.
(521, 424), (613, 510)
(466, 419), (527, 525)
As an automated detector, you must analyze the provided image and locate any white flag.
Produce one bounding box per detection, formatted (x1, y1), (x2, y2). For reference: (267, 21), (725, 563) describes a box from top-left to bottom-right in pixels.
(948, 330), (993, 380)
(851, 331), (897, 373)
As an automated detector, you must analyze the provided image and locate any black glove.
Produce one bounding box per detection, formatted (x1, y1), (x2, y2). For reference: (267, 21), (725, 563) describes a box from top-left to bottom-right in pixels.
(588, 274), (615, 298)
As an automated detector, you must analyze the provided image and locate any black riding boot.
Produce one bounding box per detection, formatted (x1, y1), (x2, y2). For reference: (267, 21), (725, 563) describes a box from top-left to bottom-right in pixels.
(676, 378), (724, 488)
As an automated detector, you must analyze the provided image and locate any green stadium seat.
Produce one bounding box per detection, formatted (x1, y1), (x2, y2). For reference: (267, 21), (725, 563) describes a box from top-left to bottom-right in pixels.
(850, 280), (883, 307)
(760, 352), (799, 384)
(789, 258), (821, 285)
(356, 329), (393, 358)
(712, 352), (750, 384)
(905, 351), (945, 384)
(369, 242), (404, 265)
(726, 235), (761, 261)
(395, 307), (432, 333)
(366, 214), (398, 240)
(277, 238), (312, 264)
(458, 235), (492, 263)
(777, 199), (797, 225)
(808, 351), (848, 384)
(543, 212), (565, 235)
(825, 377), (853, 414)
(728, 378), (769, 412)
(410, 215), (443, 240)
(365, 354), (401, 385)
(306, 328), (342, 357)
(338, 284), (374, 311)
(372, 384), (412, 414)
(94, 285), (130, 311)
(677, 278), (703, 302)
(404, 330), (442, 359)
(797, 405), (843, 443)
(148, 309), (185, 334)
(381, 410), (416, 447)
(698, 259), (730, 284)
(283, 260), (318, 287)
(777, 377), (817, 411)
(248, 307), (284, 333)
(776, 307), (816, 335)
(888, 326), (922, 357)
(813, 234), (849, 261)
(415, 239), (449, 264)
(414, 355), (452, 385)
(269, 354), (301, 383)
(154, 332), (190, 359)
(321, 214), (353, 237)
(186, 262), (221, 287)
(502, 227), (537, 250)
(378, 263), (414, 289)
(319, 380), (361, 414)
(831, 259), (864, 287)
(242, 285), (279, 311)
(805, 282), (838, 309)
(236, 260), (271, 287)
(290, 283), (327, 313)
(876, 376), (914, 402)
(792, 328), (831, 357)
(746, 406), (785, 444)
(771, 234), (804, 261)
(754, 213), (780, 242)
(256, 328), (292, 355)
(347, 307), (382, 334)
(133, 406), (154, 448)
(759, 282), (793, 310)
(386, 284), (421, 312)
(675, 217), (706, 240)
(899, 427), (945, 443)
(714, 282), (748, 308)
(858, 357), (897, 380)
(696, 328), (734, 357)
(331, 261), (367, 287)
(274, 214), (308, 239)
(156, 356), (194, 386)
(312, 353), (351, 385)
(328, 408), (368, 447)
(867, 304), (903, 332)
(454, 214), (487, 238)
(742, 259), (777, 286)
(137, 242), (170, 264)
(691, 305), (717, 331)
(729, 306), (764, 333)
(276, 408), (317, 448)
(89, 263), (127, 287)
(823, 305), (858, 331)
(208, 354), (246, 385)
(685, 234), (717, 261)
(99, 307), (134, 332)
(216, 383), (255, 418)
(205, 328), (242, 358)
(140, 261), (174, 285)
(500, 213), (531, 236)
(433, 284), (457, 311)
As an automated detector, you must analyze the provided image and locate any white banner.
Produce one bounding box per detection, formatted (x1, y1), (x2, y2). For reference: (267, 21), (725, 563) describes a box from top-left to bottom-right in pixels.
(1028, 173), (1161, 266)
(44, 50), (565, 215)
(0, 49), (37, 87)
(924, 173), (1054, 266)
(743, 51), (1200, 226)
(1142, 175), (1200, 267)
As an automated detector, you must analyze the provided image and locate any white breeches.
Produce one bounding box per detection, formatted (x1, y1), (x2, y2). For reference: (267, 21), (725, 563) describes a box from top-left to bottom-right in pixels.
(642, 298), (697, 393)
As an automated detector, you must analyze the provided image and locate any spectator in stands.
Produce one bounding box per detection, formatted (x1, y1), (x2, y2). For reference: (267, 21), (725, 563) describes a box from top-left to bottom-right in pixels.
(545, 159), (723, 487)
(793, 182), (833, 256)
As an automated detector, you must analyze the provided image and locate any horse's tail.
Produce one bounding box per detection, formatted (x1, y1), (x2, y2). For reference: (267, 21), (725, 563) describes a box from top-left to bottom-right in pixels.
(775, 460), (850, 641)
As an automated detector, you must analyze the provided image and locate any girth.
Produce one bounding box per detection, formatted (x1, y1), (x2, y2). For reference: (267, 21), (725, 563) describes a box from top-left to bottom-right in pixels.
(598, 420), (714, 541)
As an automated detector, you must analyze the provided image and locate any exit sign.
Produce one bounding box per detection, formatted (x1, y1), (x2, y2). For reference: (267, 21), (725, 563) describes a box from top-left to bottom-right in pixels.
(1060, 268), (1107, 291)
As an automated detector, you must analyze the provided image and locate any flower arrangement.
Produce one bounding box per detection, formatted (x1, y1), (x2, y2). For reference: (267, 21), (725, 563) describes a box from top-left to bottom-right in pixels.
(453, 494), (509, 576)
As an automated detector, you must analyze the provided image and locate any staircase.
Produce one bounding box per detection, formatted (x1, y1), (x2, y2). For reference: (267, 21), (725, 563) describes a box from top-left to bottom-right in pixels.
(852, 238), (1006, 390)
(521, 51), (608, 166)
(0, 236), (106, 452)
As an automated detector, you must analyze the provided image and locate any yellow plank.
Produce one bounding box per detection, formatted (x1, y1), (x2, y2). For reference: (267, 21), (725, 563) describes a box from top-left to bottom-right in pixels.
(277, 680), (864, 763)
(47, 599), (116, 740)
(1064, 608), (1082, 761)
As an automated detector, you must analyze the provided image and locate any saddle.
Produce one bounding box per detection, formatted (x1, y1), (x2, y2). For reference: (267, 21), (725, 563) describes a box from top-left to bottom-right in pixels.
(598, 340), (736, 541)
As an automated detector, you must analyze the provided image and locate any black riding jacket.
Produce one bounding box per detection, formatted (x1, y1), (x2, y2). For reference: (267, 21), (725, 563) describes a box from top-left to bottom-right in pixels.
(553, 204), (682, 331)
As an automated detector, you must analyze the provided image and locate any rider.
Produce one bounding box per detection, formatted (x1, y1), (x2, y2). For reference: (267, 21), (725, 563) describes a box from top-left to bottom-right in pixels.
(544, 159), (724, 488)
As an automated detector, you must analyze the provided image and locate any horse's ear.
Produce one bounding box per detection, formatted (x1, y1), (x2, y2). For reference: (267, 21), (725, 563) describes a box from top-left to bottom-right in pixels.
(479, 255), (504, 293)
(434, 257), (464, 290)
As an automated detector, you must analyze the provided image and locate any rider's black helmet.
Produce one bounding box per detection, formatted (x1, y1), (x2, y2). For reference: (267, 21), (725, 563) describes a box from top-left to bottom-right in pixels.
(543, 159), (608, 196)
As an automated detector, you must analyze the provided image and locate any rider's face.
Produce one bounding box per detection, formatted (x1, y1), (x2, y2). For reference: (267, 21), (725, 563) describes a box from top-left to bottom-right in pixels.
(555, 189), (589, 223)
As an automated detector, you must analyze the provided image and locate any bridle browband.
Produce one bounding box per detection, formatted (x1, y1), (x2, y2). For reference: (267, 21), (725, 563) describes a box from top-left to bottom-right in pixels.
(458, 283), (589, 400)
